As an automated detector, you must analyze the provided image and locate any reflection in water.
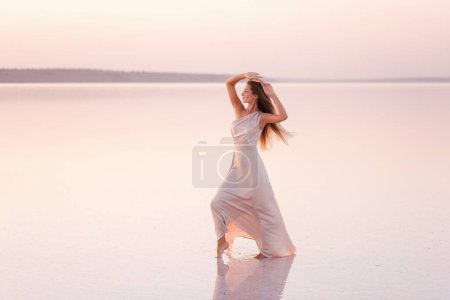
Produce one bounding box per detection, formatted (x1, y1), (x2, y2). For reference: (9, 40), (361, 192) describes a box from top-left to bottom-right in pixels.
(1, 84), (449, 299)
(213, 255), (295, 299)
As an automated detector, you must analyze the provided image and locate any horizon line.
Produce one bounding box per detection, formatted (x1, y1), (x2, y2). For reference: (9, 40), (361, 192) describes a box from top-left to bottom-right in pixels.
(1, 68), (449, 83)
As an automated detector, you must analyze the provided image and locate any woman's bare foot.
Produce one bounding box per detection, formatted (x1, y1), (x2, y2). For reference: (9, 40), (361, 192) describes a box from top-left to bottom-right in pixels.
(254, 253), (268, 259)
(216, 237), (229, 258)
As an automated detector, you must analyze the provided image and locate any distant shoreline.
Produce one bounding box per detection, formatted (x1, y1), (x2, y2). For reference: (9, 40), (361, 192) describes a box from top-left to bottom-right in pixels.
(0, 68), (449, 83)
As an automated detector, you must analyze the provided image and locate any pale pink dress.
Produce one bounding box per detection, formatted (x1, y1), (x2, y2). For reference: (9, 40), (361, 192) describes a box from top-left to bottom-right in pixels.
(210, 111), (296, 257)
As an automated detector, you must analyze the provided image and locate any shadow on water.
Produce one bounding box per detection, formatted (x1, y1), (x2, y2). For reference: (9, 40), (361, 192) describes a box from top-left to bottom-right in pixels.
(212, 254), (295, 299)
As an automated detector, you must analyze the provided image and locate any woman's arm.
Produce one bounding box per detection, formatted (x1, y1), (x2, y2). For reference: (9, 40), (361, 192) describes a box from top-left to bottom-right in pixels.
(225, 73), (246, 85)
(225, 72), (262, 113)
(260, 82), (288, 125)
(269, 92), (288, 120)
(226, 72), (262, 85)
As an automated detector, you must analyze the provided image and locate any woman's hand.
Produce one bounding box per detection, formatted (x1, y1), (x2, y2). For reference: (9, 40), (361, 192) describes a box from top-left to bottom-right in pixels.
(260, 82), (275, 96)
(251, 77), (275, 97)
(244, 72), (264, 81)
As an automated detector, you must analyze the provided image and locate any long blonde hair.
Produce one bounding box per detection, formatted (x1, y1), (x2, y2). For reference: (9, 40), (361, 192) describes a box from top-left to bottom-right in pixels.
(247, 80), (295, 151)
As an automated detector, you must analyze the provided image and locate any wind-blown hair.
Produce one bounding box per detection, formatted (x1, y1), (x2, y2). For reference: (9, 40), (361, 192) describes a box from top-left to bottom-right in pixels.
(247, 80), (295, 151)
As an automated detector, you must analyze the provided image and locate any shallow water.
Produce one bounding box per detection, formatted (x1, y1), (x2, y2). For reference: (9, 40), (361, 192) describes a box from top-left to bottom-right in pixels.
(1, 83), (449, 299)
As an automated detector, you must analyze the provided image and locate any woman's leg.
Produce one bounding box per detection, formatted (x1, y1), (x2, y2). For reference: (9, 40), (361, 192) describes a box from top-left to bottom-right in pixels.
(216, 234), (229, 258)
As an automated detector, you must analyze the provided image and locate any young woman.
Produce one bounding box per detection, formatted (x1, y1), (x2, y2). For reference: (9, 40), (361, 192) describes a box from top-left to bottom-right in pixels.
(210, 72), (296, 259)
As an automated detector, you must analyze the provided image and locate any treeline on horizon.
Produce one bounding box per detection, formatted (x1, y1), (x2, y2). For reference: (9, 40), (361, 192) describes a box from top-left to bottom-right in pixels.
(0, 68), (449, 83)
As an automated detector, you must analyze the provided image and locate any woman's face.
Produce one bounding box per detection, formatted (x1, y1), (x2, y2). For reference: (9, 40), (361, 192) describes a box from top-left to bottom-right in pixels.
(242, 84), (257, 103)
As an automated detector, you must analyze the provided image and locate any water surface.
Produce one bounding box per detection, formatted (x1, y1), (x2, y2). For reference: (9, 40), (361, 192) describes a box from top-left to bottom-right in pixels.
(1, 83), (449, 299)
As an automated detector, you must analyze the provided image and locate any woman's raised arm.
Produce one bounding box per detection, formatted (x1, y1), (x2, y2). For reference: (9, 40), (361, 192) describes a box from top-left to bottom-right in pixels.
(254, 80), (289, 125)
(225, 72), (263, 113)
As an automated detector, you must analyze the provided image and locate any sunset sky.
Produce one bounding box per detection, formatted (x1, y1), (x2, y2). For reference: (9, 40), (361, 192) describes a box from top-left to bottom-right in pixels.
(1, 0), (449, 79)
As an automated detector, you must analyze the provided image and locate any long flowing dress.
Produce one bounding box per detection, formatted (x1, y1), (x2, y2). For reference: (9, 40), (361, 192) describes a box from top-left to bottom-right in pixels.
(210, 111), (296, 257)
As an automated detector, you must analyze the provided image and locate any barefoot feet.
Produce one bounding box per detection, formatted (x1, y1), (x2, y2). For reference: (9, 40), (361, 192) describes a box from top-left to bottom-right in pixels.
(216, 237), (229, 258)
(254, 253), (268, 259)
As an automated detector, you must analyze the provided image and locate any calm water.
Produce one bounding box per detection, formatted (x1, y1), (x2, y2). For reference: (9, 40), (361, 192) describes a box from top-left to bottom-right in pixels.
(1, 83), (449, 299)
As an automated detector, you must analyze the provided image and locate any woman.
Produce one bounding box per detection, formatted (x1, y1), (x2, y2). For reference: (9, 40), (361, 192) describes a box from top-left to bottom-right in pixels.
(210, 72), (296, 259)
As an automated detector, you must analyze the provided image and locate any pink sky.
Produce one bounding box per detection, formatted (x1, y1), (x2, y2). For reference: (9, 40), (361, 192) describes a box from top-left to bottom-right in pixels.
(1, 0), (449, 79)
